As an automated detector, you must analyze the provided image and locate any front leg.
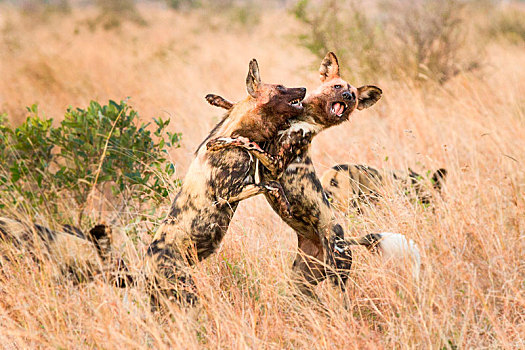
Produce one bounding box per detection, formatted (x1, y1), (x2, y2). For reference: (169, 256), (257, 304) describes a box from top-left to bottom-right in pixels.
(215, 181), (292, 218)
(207, 137), (285, 176)
(207, 131), (312, 178)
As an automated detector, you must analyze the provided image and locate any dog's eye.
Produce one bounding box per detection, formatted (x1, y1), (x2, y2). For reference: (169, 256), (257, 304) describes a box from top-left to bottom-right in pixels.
(334, 85), (342, 89)
(276, 85), (285, 92)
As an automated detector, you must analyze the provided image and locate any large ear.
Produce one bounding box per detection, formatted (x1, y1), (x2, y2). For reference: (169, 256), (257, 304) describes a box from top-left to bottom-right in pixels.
(357, 85), (382, 110)
(319, 52), (340, 82)
(246, 59), (261, 98)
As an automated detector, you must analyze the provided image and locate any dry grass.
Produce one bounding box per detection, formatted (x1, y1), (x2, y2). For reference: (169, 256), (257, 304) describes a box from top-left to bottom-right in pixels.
(0, 2), (524, 349)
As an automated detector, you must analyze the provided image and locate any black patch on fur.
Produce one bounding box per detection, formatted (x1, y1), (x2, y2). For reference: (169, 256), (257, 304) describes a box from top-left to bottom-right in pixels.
(62, 224), (85, 239)
(432, 168), (447, 191)
(332, 224), (344, 240)
(0, 223), (10, 241)
(332, 164), (349, 172)
(355, 164), (380, 178)
(306, 171), (324, 194)
(325, 227), (352, 291)
(168, 191), (184, 217)
(360, 233), (383, 249)
(33, 223), (55, 242)
(408, 168), (421, 184)
(88, 224), (112, 262)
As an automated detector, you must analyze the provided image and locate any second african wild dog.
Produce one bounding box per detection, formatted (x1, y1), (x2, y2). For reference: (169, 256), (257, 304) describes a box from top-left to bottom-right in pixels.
(0, 218), (125, 284)
(206, 52), (382, 297)
(146, 59), (306, 305)
(321, 165), (447, 213)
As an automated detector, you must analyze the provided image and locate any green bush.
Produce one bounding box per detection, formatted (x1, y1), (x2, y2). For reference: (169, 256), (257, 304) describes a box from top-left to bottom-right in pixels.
(0, 105), (56, 212)
(0, 100), (181, 224)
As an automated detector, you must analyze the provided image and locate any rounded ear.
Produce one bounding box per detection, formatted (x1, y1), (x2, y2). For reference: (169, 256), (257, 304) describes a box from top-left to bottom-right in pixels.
(246, 59), (261, 98)
(319, 52), (340, 82)
(357, 85), (382, 110)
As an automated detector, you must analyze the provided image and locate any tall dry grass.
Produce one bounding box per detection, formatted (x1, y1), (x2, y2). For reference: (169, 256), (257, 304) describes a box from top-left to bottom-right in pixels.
(0, 2), (524, 349)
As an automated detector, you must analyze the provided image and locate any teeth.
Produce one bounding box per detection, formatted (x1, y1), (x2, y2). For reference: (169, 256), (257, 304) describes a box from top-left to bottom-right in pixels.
(331, 102), (346, 116)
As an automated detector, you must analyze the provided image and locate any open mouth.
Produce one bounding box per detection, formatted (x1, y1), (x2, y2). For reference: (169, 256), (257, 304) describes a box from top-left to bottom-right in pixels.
(288, 98), (304, 109)
(330, 102), (348, 117)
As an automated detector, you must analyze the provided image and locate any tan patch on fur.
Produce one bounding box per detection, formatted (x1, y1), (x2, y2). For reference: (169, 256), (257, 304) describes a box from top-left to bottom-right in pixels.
(213, 96), (257, 139)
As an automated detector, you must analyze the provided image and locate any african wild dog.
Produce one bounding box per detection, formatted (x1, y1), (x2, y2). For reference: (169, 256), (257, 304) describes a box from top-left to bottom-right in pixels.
(0, 218), (119, 283)
(146, 59), (307, 305)
(321, 165), (447, 213)
(206, 52), (382, 297)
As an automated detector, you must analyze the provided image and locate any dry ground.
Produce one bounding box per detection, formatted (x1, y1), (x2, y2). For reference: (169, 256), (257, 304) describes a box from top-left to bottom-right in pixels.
(0, 3), (524, 349)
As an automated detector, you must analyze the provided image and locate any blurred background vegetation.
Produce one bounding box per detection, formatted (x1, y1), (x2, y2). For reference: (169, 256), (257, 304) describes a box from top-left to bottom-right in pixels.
(6, 0), (525, 80)
(0, 0), (524, 348)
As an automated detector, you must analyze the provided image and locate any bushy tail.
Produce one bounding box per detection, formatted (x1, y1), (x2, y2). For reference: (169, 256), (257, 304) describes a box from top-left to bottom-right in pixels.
(346, 233), (384, 250)
(348, 232), (421, 280)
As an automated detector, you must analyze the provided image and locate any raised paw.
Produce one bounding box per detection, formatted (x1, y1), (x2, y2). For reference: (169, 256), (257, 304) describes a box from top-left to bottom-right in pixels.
(205, 94), (234, 110)
(206, 137), (264, 153)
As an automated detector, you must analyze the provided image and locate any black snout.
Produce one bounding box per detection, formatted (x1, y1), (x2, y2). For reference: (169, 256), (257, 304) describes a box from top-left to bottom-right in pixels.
(342, 91), (354, 100)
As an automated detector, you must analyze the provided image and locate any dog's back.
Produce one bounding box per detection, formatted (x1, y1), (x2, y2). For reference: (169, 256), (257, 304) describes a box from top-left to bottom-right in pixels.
(0, 217), (108, 281)
(321, 164), (447, 212)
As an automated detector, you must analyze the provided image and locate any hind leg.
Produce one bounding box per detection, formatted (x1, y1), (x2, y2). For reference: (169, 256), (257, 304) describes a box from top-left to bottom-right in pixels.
(146, 233), (200, 308)
(152, 262), (198, 307)
(146, 257), (199, 308)
(292, 235), (326, 299)
(293, 225), (353, 298)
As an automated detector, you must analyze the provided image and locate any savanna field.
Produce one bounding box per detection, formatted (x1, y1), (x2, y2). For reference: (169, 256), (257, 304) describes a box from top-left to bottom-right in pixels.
(0, 0), (524, 348)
